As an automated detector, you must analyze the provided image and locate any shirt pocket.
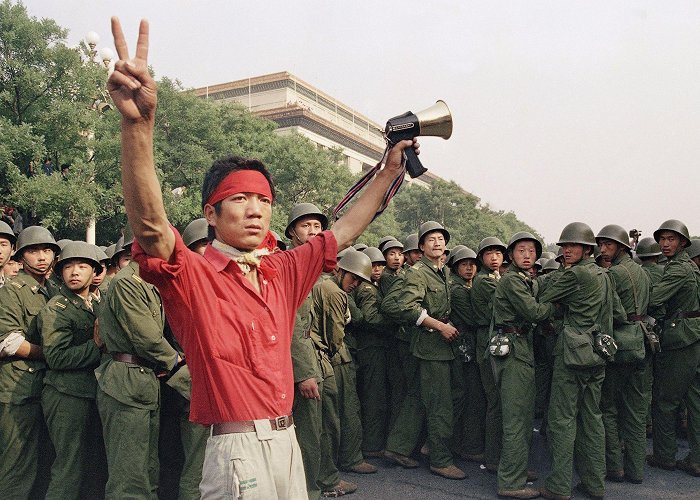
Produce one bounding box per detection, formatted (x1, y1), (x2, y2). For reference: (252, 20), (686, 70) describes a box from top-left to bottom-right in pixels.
(211, 298), (256, 371)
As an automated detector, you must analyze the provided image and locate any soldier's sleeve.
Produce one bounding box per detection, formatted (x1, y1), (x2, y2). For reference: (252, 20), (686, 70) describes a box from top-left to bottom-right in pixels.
(355, 285), (386, 328)
(450, 285), (473, 329)
(39, 300), (101, 370)
(318, 286), (349, 355)
(610, 287), (628, 326)
(0, 284), (27, 341)
(291, 303), (321, 383)
(396, 267), (427, 325)
(505, 277), (554, 323)
(648, 261), (685, 313)
(379, 273), (405, 323)
(538, 268), (579, 304)
(347, 293), (364, 325)
(108, 278), (177, 370)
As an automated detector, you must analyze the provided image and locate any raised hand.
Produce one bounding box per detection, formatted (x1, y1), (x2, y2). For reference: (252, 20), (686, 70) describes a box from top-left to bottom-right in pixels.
(107, 17), (157, 124)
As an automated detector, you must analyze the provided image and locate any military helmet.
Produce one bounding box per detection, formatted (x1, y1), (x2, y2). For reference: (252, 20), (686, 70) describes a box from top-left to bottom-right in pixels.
(0, 220), (16, 245)
(56, 239), (73, 253)
(687, 239), (700, 260)
(556, 222), (596, 247)
(338, 249), (372, 282)
(285, 203), (328, 239)
(595, 224), (631, 249)
(54, 241), (102, 275)
(362, 246), (386, 264)
(104, 243), (117, 260)
(183, 218), (208, 248)
(535, 257), (547, 269)
(418, 221), (450, 245)
(555, 247), (565, 262)
(353, 243), (368, 252)
(377, 235), (398, 252)
(381, 239), (404, 255)
(13, 226), (60, 259)
(507, 231), (543, 259)
(543, 258), (561, 272)
(635, 237), (661, 258)
(446, 244), (467, 267)
(93, 245), (109, 263)
(477, 236), (507, 257)
(113, 224), (135, 256)
(541, 251), (556, 260)
(653, 219), (691, 247)
(449, 246), (478, 269)
(337, 247), (354, 260)
(402, 233), (419, 253)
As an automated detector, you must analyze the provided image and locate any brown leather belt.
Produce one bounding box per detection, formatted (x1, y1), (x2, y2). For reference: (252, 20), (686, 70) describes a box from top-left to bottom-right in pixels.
(499, 326), (527, 336)
(212, 415), (294, 435)
(627, 314), (648, 322)
(679, 311), (700, 319)
(112, 353), (156, 370)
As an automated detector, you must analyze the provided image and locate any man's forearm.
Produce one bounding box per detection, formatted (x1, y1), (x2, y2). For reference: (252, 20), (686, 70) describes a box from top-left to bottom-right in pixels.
(121, 121), (174, 260)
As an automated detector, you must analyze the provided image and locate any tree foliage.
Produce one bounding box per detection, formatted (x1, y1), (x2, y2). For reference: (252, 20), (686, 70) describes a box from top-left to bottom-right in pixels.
(0, 2), (541, 248)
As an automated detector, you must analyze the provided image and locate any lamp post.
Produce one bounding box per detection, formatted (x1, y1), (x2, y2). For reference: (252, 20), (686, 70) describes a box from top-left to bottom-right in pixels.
(83, 32), (114, 244)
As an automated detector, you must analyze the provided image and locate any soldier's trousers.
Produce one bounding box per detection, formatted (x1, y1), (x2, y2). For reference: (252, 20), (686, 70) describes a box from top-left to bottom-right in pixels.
(652, 341), (700, 464)
(545, 355), (606, 497)
(387, 338), (406, 430)
(97, 388), (160, 499)
(0, 400), (41, 499)
(42, 384), (105, 500)
(333, 361), (364, 469)
(494, 341), (535, 491)
(356, 345), (389, 452)
(601, 359), (649, 482)
(458, 358), (486, 456)
(385, 345), (424, 457)
(477, 326), (502, 467)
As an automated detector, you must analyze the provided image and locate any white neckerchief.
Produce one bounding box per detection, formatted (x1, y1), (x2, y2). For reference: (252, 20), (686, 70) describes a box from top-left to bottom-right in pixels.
(211, 239), (271, 274)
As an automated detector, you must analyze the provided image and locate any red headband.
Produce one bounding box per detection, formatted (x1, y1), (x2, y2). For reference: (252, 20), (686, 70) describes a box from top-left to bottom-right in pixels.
(206, 170), (273, 206)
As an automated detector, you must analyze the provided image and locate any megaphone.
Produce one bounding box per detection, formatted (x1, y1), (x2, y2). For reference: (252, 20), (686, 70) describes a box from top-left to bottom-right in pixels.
(384, 100), (453, 178)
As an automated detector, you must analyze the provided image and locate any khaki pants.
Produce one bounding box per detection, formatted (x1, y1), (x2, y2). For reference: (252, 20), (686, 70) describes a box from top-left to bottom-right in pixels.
(200, 424), (307, 499)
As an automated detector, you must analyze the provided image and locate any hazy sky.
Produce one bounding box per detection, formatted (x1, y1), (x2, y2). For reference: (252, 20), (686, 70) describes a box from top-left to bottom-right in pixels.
(26, 0), (700, 243)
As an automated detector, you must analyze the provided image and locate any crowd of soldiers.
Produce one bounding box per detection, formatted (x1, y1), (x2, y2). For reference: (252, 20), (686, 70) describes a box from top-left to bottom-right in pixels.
(0, 209), (699, 500)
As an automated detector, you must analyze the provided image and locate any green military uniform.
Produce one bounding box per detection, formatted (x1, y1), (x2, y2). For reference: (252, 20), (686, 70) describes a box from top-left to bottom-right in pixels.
(0, 270), (54, 498)
(471, 266), (502, 468)
(600, 252), (651, 482)
(538, 256), (617, 497)
(95, 261), (177, 499)
(39, 284), (104, 499)
(379, 266), (406, 430)
(292, 278), (340, 498)
(351, 279), (390, 453)
(449, 272), (486, 458)
(390, 256), (459, 468)
(648, 249), (700, 466)
(309, 277), (364, 472)
(492, 265), (554, 491)
(641, 260), (664, 430)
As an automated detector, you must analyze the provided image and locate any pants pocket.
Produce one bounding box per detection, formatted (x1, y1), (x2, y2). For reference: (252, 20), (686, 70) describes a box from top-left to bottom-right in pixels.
(228, 457), (260, 499)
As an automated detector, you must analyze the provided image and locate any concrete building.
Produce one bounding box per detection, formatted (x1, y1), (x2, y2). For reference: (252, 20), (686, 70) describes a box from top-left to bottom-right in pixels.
(193, 71), (436, 187)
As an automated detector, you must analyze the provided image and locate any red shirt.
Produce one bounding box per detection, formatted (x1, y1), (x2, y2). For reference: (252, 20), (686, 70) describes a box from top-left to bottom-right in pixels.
(132, 228), (337, 425)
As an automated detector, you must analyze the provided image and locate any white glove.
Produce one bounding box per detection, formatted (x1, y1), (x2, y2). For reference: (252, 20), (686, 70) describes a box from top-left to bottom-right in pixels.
(0, 331), (25, 356)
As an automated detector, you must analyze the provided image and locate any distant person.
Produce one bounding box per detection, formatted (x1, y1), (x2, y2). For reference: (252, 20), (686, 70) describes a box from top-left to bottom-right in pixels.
(42, 159), (54, 176)
(60, 164), (70, 181)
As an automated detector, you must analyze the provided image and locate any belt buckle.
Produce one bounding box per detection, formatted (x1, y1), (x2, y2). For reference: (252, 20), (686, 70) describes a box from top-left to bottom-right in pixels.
(275, 415), (288, 430)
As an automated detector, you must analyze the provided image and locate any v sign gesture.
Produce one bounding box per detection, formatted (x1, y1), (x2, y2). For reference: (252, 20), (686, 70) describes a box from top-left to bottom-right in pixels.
(107, 17), (157, 124)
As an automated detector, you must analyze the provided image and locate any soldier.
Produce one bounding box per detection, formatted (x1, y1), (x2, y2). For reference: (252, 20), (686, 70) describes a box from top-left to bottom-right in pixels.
(0, 226), (60, 498)
(647, 220), (700, 477)
(387, 221), (465, 480)
(103, 243), (118, 279)
(596, 225), (652, 484)
(471, 236), (507, 473)
(158, 217), (210, 500)
(538, 222), (621, 500)
(403, 233), (422, 267)
(0, 220), (15, 287)
(492, 232), (553, 499)
(95, 228), (180, 499)
(377, 235), (398, 253)
(353, 246), (390, 456)
(90, 245), (110, 300)
(286, 203), (353, 499)
(687, 239), (700, 269)
(448, 246), (486, 463)
(38, 241), (106, 499)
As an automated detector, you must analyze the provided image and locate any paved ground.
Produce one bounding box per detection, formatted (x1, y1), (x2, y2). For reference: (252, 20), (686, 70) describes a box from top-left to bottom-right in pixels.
(340, 421), (698, 499)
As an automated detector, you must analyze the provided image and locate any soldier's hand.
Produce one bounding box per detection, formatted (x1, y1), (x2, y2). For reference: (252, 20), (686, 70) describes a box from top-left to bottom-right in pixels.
(385, 138), (420, 175)
(107, 17), (157, 124)
(93, 319), (105, 350)
(439, 322), (459, 343)
(297, 378), (321, 400)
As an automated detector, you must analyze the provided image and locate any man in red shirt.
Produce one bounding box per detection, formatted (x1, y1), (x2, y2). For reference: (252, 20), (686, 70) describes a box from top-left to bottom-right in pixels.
(108, 17), (416, 499)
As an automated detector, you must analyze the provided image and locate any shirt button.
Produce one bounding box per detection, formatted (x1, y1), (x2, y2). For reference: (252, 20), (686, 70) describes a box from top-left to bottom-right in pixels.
(263, 280), (268, 285)
(271, 335), (276, 341)
(281, 393), (286, 399)
(139, 367), (145, 373)
(28, 367), (35, 373)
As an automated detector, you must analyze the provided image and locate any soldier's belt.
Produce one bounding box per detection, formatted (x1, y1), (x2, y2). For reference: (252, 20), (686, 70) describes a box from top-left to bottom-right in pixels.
(498, 325), (528, 336)
(112, 352), (157, 370)
(627, 314), (650, 322)
(212, 415), (294, 435)
(678, 311), (700, 319)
